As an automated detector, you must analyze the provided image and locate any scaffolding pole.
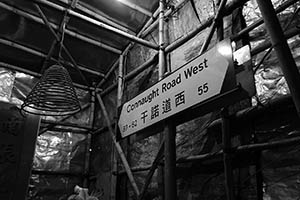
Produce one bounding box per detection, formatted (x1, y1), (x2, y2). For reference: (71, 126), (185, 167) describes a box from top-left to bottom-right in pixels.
(256, 0), (300, 119)
(96, 94), (140, 198)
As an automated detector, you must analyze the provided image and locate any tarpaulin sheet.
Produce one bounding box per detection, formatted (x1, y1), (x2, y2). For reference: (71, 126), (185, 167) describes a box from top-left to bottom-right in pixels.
(28, 174), (82, 200)
(0, 68), (14, 102)
(34, 131), (87, 173)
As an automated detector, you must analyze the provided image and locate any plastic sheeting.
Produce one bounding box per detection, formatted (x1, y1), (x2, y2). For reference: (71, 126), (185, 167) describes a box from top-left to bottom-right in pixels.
(244, 0), (300, 104)
(0, 68), (14, 102)
(0, 68), (92, 200)
(34, 131), (87, 172)
(28, 174), (82, 200)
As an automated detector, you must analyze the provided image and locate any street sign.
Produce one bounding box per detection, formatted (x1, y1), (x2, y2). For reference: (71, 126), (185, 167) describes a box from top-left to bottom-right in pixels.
(118, 40), (236, 138)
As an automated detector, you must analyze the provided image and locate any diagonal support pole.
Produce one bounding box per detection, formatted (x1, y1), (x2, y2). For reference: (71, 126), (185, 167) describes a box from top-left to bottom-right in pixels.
(40, 0), (78, 73)
(35, 4), (91, 87)
(199, 0), (227, 54)
(138, 141), (164, 200)
(256, 0), (300, 119)
(38, 103), (91, 135)
(96, 93), (140, 197)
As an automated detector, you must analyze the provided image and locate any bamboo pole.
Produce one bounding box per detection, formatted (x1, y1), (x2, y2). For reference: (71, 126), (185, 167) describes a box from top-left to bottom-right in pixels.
(231, 0), (299, 41)
(0, 61), (98, 91)
(96, 59), (119, 89)
(39, 103), (91, 135)
(83, 90), (95, 187)
(35, 4), (91, 87)
(117, 0), (152, 17)
(98, 0), (257, 92)
(138, 142), (164, 200)
(40, 0), (77, 72)
(140, 0), (189, 37)
(41, 119), (93, 130)
(257, 0), (300, 119)
(90, 0), (186, 91)
(31, 170), (84, 177)
(99, 25), (300, 98)
(95, 6), (160, 90)
(164, 0), (253, 53)
(74, 3), (134, 34)
(158, 0), (165, 80)
(0, 37), (103, 77)
(100, 54), (158, 97)
(50, 0), (134, 34)
(94, 6), (159, 91)
(199, 0), (227, 54)
(110, 54), (125, 200)
(96, 94), (140, 197)
(34, 0), (159, 50)
(0, 2), (121, 55)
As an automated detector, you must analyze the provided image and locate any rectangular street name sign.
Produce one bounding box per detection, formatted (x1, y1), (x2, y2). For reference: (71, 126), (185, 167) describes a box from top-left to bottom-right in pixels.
(118, 39), (236, 138)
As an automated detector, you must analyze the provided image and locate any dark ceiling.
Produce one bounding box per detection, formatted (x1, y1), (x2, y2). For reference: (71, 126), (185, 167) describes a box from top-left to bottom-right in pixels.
(0, 0), (159, 89)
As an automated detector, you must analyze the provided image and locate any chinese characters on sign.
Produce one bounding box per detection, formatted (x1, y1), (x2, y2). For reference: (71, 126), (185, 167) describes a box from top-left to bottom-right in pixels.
(118, 40), (235, 138)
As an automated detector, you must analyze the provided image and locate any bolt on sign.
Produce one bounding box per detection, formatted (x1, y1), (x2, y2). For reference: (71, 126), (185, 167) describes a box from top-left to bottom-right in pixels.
(118, 39), (237, 138)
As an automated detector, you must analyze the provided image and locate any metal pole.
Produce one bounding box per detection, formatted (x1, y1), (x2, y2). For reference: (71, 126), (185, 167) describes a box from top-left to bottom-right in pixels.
(256, 0), (300, 119)
(158, 0), (177, 199)
(221, 108), (235, 200)
(164, 120), (177, 200)
(255, 152), (264, 200)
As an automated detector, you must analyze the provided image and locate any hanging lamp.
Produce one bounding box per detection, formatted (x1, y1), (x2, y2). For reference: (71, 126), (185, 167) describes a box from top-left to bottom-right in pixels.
(21, 64), (81, 116)
(21, 19), (81, 116)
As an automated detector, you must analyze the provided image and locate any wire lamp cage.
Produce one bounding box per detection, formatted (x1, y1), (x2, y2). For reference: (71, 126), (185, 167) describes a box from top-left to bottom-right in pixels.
(21, 64), (81, 116)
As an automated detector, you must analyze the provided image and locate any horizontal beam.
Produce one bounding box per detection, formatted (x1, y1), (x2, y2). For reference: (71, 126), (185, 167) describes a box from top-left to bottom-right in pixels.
(0, 37), (104, 78)
(56, 0), (135, 34)
(231, 0), (300, 41)
(117, 0), (152, 17)
(34, 0), (159, 50)
(41, 119), (93, 130)
(96, 7), (160, 89)
(0, 2), (122, 55)
(100, 54), (158, 96)
(118, 135), (300, 173)
(31, 170), (85, 177)
(0, 61), (99, 91)
(39, 126), (89, 134)
(99, 15), (300, 98)
(140, 0), (189, 37)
